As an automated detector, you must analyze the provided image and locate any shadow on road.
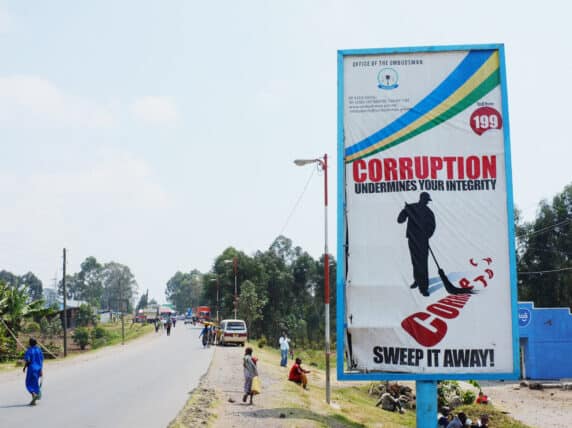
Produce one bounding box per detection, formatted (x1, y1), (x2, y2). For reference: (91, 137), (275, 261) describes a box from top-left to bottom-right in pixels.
(0, 403), (32, 408)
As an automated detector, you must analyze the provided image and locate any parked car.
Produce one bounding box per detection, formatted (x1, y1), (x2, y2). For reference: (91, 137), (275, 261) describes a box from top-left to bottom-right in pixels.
(217, 319), (247, 346)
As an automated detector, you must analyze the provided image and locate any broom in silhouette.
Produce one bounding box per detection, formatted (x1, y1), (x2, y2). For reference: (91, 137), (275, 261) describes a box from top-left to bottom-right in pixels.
(428, 245), (475, 295)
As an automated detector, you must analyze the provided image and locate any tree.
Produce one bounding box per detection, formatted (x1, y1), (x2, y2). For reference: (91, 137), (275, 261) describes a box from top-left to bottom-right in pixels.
(517, 183), (572, 309)
(0, 281), (45, 337)
(20, 272), (43, 301)
(76, 304), (98, 327)
(100, 262), (138, 312)
(136, 289), (149, 312)
(237, 280), (267, 331)
(165, 270), (202, 313)
(59, 257), (104, 306)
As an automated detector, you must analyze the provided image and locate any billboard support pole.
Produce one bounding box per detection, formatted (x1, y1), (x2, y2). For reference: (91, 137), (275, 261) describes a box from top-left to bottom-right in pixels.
(416, 380), (437, 427)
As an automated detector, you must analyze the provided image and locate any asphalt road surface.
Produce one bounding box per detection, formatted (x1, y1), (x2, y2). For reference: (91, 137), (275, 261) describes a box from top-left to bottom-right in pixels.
(0, 324), (213, 428)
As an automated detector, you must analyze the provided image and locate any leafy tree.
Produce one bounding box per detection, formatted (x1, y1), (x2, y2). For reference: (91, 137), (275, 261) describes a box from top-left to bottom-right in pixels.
(0, 282), (45, 335)
(136, 289), (149, 312)
(72, 327), (90, 350)
(165, 271), (202, 313)
(517, 183), (572, 309)
(20, 272), (43, 301)
(59, 257), (104, 307)
(237, 280), (267, 331)
(76, 303), (98, 327)
(100, 262), (138, 312)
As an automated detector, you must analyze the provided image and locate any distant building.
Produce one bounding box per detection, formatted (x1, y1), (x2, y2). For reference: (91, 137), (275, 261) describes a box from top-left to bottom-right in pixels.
(43, 287), (60, 308)
(518, 301), (572, 380)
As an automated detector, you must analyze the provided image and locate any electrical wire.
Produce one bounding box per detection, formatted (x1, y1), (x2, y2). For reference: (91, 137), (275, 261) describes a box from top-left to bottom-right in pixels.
(518, 267), (572, 275)
(517, 218), (571, 239)
(278, 166), (317, 237)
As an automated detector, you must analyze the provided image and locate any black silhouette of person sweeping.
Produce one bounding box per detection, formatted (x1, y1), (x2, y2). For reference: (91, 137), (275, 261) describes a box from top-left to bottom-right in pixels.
(397, 192), (474, 297)
(397, 192), (435, 297)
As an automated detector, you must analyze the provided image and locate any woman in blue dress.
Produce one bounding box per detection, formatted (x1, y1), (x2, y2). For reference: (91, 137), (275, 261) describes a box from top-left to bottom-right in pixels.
(23, 337), (44, 405)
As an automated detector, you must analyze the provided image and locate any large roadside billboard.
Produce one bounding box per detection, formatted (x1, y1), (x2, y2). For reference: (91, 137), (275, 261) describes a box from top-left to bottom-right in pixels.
(336, 44), (519, 380)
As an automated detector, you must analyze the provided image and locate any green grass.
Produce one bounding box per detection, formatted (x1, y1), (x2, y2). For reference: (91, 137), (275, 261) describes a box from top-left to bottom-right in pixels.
(258, 341), (336, 371)
(96, 321), (153, 346)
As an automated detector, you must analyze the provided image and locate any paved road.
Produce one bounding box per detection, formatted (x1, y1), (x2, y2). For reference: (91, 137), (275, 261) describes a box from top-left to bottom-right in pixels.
(0, 324), (213, 428)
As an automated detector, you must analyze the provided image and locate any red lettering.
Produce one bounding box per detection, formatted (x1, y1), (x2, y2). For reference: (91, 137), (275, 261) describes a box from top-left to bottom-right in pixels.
(414, 156), (429, 179)
(368, 159), (382, 182)
(383, 158), (397, 181)
(430, 157), (443, 179)
(443, 157), (456, 179)
(401, 312), (447, 347)
(482, 155), (497, 179)
(466, 155), (480, 179)
(353, 160), (367, 183)
(399, 157), (413, 180)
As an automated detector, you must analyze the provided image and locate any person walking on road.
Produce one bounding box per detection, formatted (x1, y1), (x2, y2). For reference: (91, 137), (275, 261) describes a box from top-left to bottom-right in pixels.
(165, 317), (172, 336)
(23, 337), (44, 406)
(242, 347), (258, 405)
(199, 323), (211, 348)
(397, 192), (436, 297)
(279, 332), (290, 367)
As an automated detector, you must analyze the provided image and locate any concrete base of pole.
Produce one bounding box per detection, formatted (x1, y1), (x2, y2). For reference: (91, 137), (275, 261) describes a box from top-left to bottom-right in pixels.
(416, 380), (437, 427)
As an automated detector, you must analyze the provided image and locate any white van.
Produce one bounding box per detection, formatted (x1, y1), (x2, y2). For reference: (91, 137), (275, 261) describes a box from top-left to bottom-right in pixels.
(218, 319), (248, 346)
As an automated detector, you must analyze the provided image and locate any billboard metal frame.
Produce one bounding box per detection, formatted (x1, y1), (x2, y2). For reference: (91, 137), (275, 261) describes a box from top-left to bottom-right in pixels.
(336, 43), (520, 381)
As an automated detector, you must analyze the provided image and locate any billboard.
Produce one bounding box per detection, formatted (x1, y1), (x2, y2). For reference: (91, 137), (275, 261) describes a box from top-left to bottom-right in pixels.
(337, 44), (519, 380)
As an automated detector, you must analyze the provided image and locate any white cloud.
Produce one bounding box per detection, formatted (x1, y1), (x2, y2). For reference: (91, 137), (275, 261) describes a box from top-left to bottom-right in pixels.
(0, 75), (115, 128)
(130, 96), (179, 125)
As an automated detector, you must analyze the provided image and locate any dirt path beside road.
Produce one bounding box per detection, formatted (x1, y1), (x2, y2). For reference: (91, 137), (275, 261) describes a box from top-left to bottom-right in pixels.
(482, 381), (572, 428)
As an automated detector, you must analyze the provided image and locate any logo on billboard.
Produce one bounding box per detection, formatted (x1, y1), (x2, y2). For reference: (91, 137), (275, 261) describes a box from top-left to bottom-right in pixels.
(518, 308), (531, 327)
(377, 68), (399, 90)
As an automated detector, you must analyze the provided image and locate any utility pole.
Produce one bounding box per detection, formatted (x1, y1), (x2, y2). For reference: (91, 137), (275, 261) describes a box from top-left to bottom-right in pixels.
(62, 248), (68, 357)
(120, 282), (125, 345)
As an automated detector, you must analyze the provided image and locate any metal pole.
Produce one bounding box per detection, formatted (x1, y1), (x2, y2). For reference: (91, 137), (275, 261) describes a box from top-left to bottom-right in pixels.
(322, 154), (331, 405)
(62, 248), (68, 358)
(233, 256), (238, 319)
(416, 380), (438, 427)
(216, 278), (220, 322)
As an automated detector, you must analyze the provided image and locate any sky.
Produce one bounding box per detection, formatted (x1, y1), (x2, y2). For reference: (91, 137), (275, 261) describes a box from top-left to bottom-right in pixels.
(1, 1), (570, 303)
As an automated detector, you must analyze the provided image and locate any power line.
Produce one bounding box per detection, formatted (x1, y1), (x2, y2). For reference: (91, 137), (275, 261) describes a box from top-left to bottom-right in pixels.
(278, 166), (317, 237)
(518, 267), (572, 275)
(517, 218), (571, 239)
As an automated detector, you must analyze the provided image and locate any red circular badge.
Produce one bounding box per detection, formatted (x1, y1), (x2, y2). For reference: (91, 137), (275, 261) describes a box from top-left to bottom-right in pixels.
(470, 107), (503, 136)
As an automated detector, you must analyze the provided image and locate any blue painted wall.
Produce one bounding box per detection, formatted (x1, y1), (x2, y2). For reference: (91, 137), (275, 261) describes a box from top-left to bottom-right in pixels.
(518, 301), (572, 380)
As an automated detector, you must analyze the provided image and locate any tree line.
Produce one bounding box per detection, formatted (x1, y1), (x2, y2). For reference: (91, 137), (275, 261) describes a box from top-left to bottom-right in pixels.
(516, 183), (572, 309)
(58, 256), (138, 312)
(165, 235), (336, 348)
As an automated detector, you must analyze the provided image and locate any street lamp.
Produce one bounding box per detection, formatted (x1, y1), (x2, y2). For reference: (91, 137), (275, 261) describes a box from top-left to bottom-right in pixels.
(223, 257), (239, 319)
(293, 153), (330, 404)
(209, 277), (220, 322)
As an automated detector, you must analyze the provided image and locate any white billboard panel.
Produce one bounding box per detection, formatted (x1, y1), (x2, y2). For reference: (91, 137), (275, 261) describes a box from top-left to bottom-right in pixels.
(338, 45), (518, 379)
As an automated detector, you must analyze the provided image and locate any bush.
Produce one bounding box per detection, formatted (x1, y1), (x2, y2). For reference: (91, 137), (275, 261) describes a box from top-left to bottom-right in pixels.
(24, 321), (40, 334)
(462, 390), (477, 405)
(72, 327), (90, 350)
(39, 317), (50, 336)
(91, 337), (108, 349)
(257, 336), (267, 348)
(43, 342), (61, 358)
(91, 326), (107, 340)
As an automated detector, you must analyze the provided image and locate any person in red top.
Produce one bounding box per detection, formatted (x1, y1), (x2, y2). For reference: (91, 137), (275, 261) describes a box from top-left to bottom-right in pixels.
(476, 390), (489, 405)
(288, 358), (310, 390)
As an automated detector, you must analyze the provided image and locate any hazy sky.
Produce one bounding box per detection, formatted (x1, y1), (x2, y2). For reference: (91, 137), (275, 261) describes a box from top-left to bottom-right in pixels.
(1, 1), (570, 303)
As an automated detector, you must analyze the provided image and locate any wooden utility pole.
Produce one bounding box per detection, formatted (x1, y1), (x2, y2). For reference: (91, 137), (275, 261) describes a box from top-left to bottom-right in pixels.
(62, 248), (68, 357)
